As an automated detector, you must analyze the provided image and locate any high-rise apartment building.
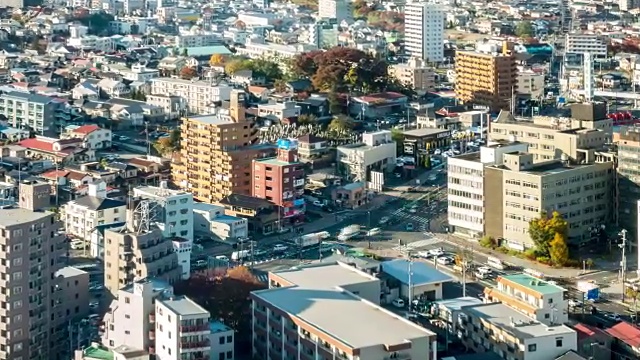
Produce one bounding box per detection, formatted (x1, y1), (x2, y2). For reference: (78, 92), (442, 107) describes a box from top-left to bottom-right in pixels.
(454, 47), (517, 112)
(565, 33), (607, 56)
(405, 2), (445, 63)
(318, 0), (352, 23)
(103, 224), (181, 299)
(154, 296), (212, 360)
(252, 139), (305, 223)
(0, 91), (73, 137)
(0, 180), (67, 360)
(388, 57), (436, 94)
(172, 90), (275, 203)
(614, 127), (640, 240)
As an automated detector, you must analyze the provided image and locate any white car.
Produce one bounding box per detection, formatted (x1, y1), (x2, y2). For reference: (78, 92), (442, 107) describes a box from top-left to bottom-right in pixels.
(408, 207), (417, 213)
(437, 257), (454, 265)
(416, 250), (430, 258)
(434, 149), (442, 155)
(366, 228), (381, 236)
(70, 240), (85, 250)
(273, 244), (288, 252)
(119, 136), (130, 141)
(313, 200), (323, 207)
(215, 255), (229, 262)
(428, 248), (445, 257)
(568, 299), (581, 307)
(477, 266), (492, 275)
(392, 298), (405, 308)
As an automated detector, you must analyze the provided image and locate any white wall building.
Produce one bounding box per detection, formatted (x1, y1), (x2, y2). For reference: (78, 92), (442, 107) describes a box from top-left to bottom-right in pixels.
(257, 101), (301, 122)
(64, 182), (126, 259)
(133, 183), (194, 279)
(192, 203), (248, 242)
(318, 0), (352, 23)
(67, 35), (116, 52)
(234, 40), (318, 60)
(565, 33), (607, 56)
(102, 279), (174, 350)
(174, 33), (224, 47)
(447, 142), (528, 237)
(405, 2), (445, 62)
(518, 69), (545, 99)
(336, 130), (397, 182)
(154, 296), (212, 360)
(209, 322), (235, 360)
(150, 78), (232, 115)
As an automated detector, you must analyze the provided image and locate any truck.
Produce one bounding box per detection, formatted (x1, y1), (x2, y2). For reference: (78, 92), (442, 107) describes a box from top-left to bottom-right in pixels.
(295, 231), (330, 248)
(231, 250), (251, 261)
(339, 225), (361, 240)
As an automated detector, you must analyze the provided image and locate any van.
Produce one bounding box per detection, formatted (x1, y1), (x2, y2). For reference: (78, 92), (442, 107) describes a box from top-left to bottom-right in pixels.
(194, 260), (207, 268)
(392, 298), (405, 308)
(70, 241), (85, 250)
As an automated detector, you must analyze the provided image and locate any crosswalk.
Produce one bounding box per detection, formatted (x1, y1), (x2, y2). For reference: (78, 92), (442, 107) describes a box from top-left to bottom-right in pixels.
(392, 237), (441, 251)
(391, 208), (432, 228)
(255, 274), (269, 283)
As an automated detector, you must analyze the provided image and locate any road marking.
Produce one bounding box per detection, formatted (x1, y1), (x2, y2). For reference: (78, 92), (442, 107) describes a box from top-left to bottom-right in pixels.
(575, 271), (609, 279)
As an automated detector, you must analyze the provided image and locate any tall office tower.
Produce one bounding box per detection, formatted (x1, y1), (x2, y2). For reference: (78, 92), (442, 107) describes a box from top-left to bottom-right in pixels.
(0, 181), (66, 360)
(615, 128), (640, 242)
(318, 0), (353, 24)
(172, 90), (275, 203)
(454, 45), (517, 112)
(405, 2), (445, 63)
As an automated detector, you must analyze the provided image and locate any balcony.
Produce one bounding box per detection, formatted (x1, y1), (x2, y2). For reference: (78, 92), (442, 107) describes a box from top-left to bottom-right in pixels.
(149, 329), (155, 340)
(384, 354), (411, 360)
(181, 324), (209, 333)
(180, 339), (211, 349)
(149, 313), (155, 323)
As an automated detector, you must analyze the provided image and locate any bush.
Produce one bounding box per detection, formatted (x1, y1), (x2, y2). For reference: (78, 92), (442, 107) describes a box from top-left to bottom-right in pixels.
(564, 259), (581, 268)
(524, 248), (537, 260)
(496, 246), (509, 254)
(479, 236), (495, 248)
(536, 256), (551, 265)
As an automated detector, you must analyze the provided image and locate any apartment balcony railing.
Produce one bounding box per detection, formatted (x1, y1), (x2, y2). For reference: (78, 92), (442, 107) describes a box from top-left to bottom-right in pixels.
(181, 324), (210, 333)
(180, 339), (211, 349)
(149, 329), (155, 340)
(149, 313), (156, 323)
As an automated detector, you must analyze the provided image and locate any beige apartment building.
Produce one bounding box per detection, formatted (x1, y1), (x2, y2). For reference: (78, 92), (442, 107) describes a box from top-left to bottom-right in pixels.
(150, 78), (233, 115)
(103, 227), (181, 299)
(614, 128), (640, 240)
(489, 104), (612, 162)
(484, 152), (613, 248)
(389, 57), (436, 94)
(172, 90), (275, 202)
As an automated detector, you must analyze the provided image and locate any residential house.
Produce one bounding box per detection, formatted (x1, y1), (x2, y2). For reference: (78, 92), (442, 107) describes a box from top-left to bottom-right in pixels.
(331, 181), (369, 209)
(230, 70), (265, 86)
(104, 161), (139, 187)
(106, 98), (165, 123)
(72, 79), (101, 100)
(63, 125), (112, 150)
(127, 156), (170, 184)
(606, 321), (640, 360)
(349, 92), (408, 119)
(97, 78), (130, 98)
(146, 94), (184, 121)
(158, 56), (187, 75)
(297, 134), (330, 163)
(571, 323), (612, 360)
(257, 101), (301, 122)
(218, 193), (279, 235)
(18, 136), (95, 164)
(297, 96), (331, 119)
(247, 86), (270, 102)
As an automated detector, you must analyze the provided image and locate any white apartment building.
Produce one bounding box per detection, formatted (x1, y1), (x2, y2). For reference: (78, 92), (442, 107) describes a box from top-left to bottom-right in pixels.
(337, 130), (397, 182)
(485, 273), (569, 326)
(257, 101), (301, 122)
(174, 33), (224, 47)
(133, 183), (194, 278)
(193, 203), (249, 242)
(405, 2), (445, 62)
(67, 35), (116, 52)
(154, 296), (213, 360)
(103, 279), (174, 350)
(64, 182), (127, 259)
(235, 40), (318, 59)
(150, 78), (232, 115)
(447, 142), (528, 237)
(120, 63), (159, 82)
(518, 68), (545, 99)
(565, 33), (607, 56)
(209, 322), (235, 360)
(461, 302), (577, 360)
(318, 0), (352, 23)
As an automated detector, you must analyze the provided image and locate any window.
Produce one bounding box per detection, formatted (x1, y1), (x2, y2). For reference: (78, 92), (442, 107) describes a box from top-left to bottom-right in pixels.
(545, 314), (550, 319)
(124, 330), (130, 335)
(12, 272), (22, 281)
(13, 343), (22, 351)
(226, 351), (233, 359)
(12, 258), (22, 266)
(219, 354), (225, 360)
(528, 344), (536, 352)
(226, 335), (232, 343)
(556, 338), (563, 347)
(125, 297), (130, 304)
(219, 336), (225, 344)
(125, 314), (130, 319)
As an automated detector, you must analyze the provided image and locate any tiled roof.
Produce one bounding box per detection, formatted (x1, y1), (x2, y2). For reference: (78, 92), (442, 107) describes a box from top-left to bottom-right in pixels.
(18, 138), (73, 155)
(73, 124), (100, 135)
(41, 169), (69, 179)
(606, 321), (640, 348)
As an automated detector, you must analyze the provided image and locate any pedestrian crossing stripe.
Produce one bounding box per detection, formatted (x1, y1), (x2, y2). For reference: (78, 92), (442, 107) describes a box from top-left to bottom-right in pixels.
(255, 274), (269, 283)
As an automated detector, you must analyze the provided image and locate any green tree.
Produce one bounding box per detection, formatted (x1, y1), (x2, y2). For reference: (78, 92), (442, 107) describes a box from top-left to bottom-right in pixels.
(549, 232), (569, 266)
(479, 236), (496, 248)
(181, 48), (189, 57)
(528, 211), (567, 257)
(328, 115), (353, 133)
(515, 21), (535, 38)
(327, 90), (342, 114)
(297, 114), (317, 125)
(424, 155), (431, 169)
(169, 129), (181, 149)
(250, 58), (282, 81)
(224, 58), (253, 75)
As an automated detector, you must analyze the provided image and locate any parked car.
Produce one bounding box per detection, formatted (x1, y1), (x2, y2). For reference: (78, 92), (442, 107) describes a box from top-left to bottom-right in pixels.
(392, 298), (406, 308)
(193, 260), (207, 268)
(273, 244), (288, 252)
(70, 240), (85, 250)
(437, 257), (454, 265)
(379, 216), (390, 225)
(366, 228), (381, 236)
(405, 223), (414, 231)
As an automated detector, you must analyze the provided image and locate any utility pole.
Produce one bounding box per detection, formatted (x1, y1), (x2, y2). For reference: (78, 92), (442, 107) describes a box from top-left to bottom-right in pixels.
(408, 252), (414, 317)
(367, 211), (371, 249)
(621, 229), (628, 302)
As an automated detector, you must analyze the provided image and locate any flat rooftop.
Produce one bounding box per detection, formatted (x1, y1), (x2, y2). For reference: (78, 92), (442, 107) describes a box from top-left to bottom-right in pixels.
(55, 266), (88, 278)
(435, 296), (483, 311)
(272, 262), (378, 289)
(500, 273), (566, 295)
(0, 207), (52, 227)
(134, 185), (190, 198)
(402, 128), (450, 138)
(381, 259), (454, 286)
(256, 157), (299, 167)
(462, 303), (575, 339)
(253, 286), (433, 349)
(159, 295), (209, 316)
(187, 114), (233, 125)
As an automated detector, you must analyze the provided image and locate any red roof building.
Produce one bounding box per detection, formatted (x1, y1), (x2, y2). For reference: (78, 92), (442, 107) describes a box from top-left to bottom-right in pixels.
(606, 321), (640, 355)
(72, 125), (100, 135)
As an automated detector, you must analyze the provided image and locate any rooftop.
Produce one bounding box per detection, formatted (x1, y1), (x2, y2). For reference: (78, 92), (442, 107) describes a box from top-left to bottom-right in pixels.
(185, 114), (234, 126)
(159, 295), (209, 317)
(402, 128), (450, 138)
(209, 320), (232, 334)
(253, 286), (433, 349)
(255, 157), (299, 166)
(134, 185), (191, 199)
(272, 262), (378, 289)
(500, 273), (566, 295)
(381, 259), (454, 286)
(73, 196), (126, 211)
(606, 321), (640, 348)
(55, 266), (88, 278)
(0, 207), (53, 228)
(435, 296), (483, 311)
(463, 303), (575, 339)
(83, 345), (113, 360)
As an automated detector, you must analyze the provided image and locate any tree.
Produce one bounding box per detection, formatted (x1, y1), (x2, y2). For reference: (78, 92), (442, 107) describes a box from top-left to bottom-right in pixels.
(328, 115), (353, 133)
(297, 114), (317, 125)
(274, 79), (288, 93)
(515, 21), (535, 38)
(173, 266), (265, 353)
(76, 12), (114, 35)
(528, 211), (567, 257)
(423, 155), (431, 169)
(549, 232), (569, 267)
(169, 129), (181, 150)
(153, 137), (173, 154)
(224, 58), (253, 75)
(479, 236), (496, 248)
(251, 58), (282, 81)
(327, 90), (342, 115)
(209, 54), (225, 66)
(181, 48), (189, 57)
(180, 67), (198, 80)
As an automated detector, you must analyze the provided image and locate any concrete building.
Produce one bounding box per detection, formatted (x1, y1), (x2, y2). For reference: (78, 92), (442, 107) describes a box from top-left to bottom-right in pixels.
(0, 91), (74, 137)
(252, 139), (305, 223)
(253, 262), (437, 360)
(209, 321), (235, 360)
(389, 57), (436, 94)
(484, 152), (613, 248)
(256, 101), (301, 122)
(565, 33), (607, 57)
(102, 279), (173, 351)
(318, 0), (352, 23)
(485, 273), (569, 325)
(103, 224), (181, 299)
(133, 183), (194, 242)
(150, 78), (232, 115)
(64, 182), (126, 259)
(447, 142), (529, 237)
(172, 91), (275, 203)
(154, 296), (212, 360)
(381, 259), (454, 301)
(460, 302), (577, 360)
(53, 266), (91, 358)
(336, 130), (397, 182)
(405, 2), (445, 62)
(614, 127), (640, 241)
(0, 180), (68, 360)
(489, 105), (612, 162)
(620, 0), (640, 11)
(454, 47), (517, 112)
(192, 203), (248, 242)
(517, 68), (545, 100)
